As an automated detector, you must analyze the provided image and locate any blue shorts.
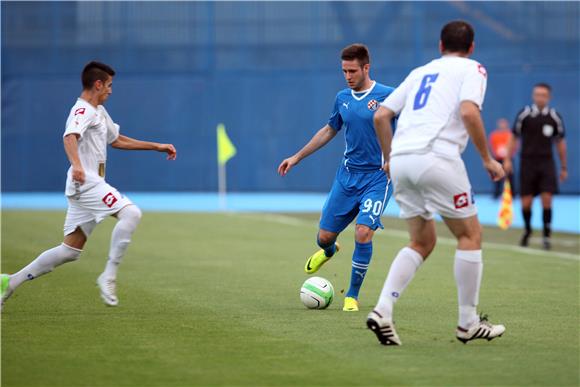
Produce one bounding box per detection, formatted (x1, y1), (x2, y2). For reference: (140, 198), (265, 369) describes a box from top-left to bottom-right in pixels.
(319, 166), (392, 234)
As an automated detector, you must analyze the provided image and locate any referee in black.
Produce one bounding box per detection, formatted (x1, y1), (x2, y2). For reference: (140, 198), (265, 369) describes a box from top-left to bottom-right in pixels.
(504, 83), (568, 250)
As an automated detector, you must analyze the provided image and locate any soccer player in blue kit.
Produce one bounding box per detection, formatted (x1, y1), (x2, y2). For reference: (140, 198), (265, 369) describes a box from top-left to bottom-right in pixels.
(278, 44), (394, 312)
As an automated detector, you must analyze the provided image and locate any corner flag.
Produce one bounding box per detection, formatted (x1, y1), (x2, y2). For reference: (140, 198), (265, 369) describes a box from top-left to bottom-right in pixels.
(217, 123), (236, 165)
(497, 180), (513, 230)
(216, 123), (236, 210)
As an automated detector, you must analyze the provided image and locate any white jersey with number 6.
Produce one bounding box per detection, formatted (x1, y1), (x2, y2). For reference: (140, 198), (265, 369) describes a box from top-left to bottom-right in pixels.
(381, 55), (487, 157)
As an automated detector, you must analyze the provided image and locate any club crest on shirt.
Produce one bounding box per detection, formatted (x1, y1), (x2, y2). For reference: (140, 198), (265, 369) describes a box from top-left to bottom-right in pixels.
(367, 99), (379, 111)
(74, 108), (86, 116)
(477, 64), (487, 78)
(453, 192), (469, 209)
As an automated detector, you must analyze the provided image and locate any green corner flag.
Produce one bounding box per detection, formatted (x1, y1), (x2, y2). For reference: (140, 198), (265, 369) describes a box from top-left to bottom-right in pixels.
(217, 123), (237, 165)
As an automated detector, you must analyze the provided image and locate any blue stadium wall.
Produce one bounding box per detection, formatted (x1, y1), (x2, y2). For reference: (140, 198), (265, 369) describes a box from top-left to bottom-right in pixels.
(2, 2), (579, 194)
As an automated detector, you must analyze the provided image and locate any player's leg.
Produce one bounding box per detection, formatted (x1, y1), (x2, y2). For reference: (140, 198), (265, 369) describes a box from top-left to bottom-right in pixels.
(519, 160), (536, 247)
(443, 215), (505, 343)
(342, 225), (373, 311)
(97, 204), (142, 306)
(540, 192), (553, 250)
(374, 216), (435, 318)
(1, 227), (86, 307)
(367, 154), (434, 345)
(344, 171), (391, 310)
(538, 161), (557, 250)
(367, 216), (435, 345)
(306, 170), (358, 274)
(520, 195), (533, 246)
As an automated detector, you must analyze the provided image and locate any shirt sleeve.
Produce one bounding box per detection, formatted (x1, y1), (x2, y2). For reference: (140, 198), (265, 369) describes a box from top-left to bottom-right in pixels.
(512, 106), (530, 137)
(101, 107), (120, 144)
(459, 62), (487, 110)
(327, 94), (343, 131)
(549, 108), (566, 139)
(63, 107), (92, 139)
(380, 74), (413, 114)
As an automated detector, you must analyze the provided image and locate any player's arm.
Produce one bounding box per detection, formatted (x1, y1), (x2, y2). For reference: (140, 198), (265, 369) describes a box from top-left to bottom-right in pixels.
(556, 138), (567, 182)
(111, 134), (177, 160)
(460, 101), (505, 181)
(63, 133), (85, 184)
(277, 124), (337, 176)
(502, 135), (518, 174)
(373, 106), (395, 176)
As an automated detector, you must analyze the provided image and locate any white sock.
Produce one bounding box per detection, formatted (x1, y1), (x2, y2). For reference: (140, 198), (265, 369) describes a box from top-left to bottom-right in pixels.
(454, 249), (483, 329)
(9, 243), (82, 289)
(102, 205), (142, 279)
(375, 247), (424, 320)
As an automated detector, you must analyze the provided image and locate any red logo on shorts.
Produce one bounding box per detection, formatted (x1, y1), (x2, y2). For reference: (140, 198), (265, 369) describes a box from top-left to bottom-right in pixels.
(74, 108), (86, 116)
(102, 192), (118, 208)
(453, 192), (469, 209)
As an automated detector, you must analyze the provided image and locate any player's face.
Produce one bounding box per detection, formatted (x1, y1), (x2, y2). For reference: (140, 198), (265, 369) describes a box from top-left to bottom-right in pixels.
(532, 86), (550, 109)
(96, 76), (113, 105)
(342, 60), (369, 91)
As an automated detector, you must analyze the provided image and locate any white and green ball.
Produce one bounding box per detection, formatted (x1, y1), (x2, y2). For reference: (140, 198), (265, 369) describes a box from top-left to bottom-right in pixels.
(300, 277), (334, 309)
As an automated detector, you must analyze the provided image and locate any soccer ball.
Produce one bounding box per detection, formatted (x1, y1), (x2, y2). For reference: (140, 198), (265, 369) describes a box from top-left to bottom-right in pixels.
(300, 276), (334, 309)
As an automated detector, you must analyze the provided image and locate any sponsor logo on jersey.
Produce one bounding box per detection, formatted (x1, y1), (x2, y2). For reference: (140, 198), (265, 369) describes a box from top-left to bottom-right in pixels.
(453, 192), (469, 209)
(74, 108), (86, 116)
(342, 102), (350, 109)
(367, 99), (379, 111)
(102, 192), (118, 208)
(391, 292), (400, 298)
(477, 64), (487, 78)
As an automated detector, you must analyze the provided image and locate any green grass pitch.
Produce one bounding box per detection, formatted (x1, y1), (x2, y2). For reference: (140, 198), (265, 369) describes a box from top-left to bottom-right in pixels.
(2, 211), (579, 386)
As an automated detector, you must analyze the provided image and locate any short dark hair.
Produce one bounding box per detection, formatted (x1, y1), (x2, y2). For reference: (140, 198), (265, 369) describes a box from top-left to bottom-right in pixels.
(81, 61), (115, 90)
(341, 44), (370, 66)
(440, 20), (474, 53)
(534, 83), (552, 92)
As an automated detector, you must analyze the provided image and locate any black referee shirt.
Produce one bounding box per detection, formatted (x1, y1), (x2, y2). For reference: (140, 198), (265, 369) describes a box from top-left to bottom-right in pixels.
(512, 104), (565, 158)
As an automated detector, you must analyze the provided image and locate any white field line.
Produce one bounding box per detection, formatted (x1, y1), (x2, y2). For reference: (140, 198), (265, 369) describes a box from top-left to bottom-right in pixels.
(229, 213), (580, 262)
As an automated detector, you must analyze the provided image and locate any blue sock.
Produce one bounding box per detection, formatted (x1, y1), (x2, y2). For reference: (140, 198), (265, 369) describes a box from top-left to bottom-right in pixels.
(346, 241), (373, 299)
(317, 235), (336, 258)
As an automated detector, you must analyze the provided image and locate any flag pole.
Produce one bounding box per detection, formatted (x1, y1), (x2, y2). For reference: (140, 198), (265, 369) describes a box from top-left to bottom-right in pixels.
(218, 162), (227, 211)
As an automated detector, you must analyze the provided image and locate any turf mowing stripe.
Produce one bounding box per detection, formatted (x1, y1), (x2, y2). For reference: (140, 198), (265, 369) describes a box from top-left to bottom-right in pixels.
(231, 213), (580, 262)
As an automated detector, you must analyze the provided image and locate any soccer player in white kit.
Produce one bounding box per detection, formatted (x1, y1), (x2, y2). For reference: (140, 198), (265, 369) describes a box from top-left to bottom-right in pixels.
(367, 21), (506, 345)
(1, 61), (177, 308)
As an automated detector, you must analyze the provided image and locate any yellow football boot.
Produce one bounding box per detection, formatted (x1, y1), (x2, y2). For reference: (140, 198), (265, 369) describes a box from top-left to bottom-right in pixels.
(304, 242), (340, 274)
(343, 296), (359, 312)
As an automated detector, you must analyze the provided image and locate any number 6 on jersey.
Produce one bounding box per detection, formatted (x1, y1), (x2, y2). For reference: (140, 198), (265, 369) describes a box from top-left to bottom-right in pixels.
(413, 73), (439, 110)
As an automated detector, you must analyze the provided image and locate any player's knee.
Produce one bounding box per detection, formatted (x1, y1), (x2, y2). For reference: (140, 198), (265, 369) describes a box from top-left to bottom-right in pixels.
(119, 205), (142, 228)
(317, 231), (336, 247)
(460, 225), (482, 249)
(60, 243), (82, 263)
(355, 225), (373, 243)
(410, 237), (436, 259)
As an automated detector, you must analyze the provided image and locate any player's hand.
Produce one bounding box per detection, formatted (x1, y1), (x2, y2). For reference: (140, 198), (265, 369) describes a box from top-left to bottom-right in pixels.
(278, 156), (299, 176)
(502, 159), (513, 174)
(382, 161), (390, 178)
(72, 165), (85, 185)
(158, 144), (177, 160)
(559, 168), (568, 182)
(484, 158), (505, 182)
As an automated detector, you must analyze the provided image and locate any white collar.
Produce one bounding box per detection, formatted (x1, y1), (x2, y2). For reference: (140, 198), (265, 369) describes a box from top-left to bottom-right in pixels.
(532, 104), (549, 115)
(351, 81), (376, 101)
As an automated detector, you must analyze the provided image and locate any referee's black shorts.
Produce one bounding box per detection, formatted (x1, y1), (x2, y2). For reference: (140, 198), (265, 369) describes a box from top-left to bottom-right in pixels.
(520, 157), (558, 196)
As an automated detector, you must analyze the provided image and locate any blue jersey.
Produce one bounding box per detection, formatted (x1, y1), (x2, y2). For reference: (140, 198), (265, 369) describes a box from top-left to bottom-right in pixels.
(328, 82), (394, 172)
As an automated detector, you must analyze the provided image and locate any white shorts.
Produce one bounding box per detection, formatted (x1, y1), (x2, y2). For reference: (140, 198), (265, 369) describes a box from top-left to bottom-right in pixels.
(63, 181), (133, 236)
(390, 152), (477, 220)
